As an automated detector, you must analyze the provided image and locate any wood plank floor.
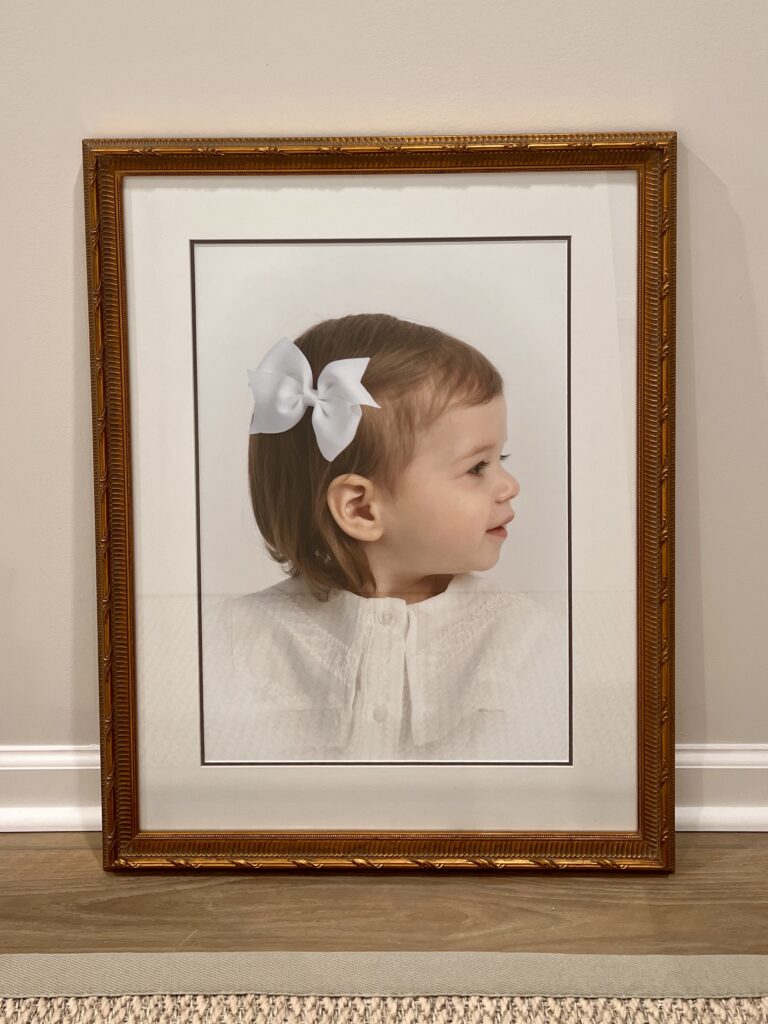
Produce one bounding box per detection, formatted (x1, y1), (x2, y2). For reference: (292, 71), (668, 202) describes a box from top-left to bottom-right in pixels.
(0, 832), (766, 954)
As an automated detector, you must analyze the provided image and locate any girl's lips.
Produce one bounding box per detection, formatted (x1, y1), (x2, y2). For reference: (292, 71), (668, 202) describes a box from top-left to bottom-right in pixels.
(487, 511), (514, 538)
(486, 525), (508, 538)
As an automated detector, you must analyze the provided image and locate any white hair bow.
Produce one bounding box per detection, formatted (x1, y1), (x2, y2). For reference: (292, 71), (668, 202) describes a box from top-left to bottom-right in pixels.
(247, 336), (381, 462)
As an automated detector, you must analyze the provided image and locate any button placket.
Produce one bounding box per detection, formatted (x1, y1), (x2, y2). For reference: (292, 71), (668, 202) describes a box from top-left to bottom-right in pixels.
(355, 602), (406, 757)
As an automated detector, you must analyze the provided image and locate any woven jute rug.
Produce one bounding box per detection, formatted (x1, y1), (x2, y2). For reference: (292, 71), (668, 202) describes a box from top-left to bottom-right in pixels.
(1, 952), (767, 1023)
(2, 993), (768, 1023)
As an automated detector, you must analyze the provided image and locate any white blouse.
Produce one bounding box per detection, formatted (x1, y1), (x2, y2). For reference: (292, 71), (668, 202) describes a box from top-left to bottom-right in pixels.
(201, 571), (571, 763)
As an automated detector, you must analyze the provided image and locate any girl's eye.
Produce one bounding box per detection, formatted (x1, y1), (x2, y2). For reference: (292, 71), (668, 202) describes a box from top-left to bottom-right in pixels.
(469, 454), (510, 476)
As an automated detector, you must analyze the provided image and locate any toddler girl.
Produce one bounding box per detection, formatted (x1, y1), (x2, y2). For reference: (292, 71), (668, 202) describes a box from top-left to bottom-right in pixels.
(202, 313), (569, 763)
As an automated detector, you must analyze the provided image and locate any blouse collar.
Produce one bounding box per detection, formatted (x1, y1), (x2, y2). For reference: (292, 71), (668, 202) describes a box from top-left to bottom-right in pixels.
(335, 570), (488, 611)
(275, 569), (495, 610)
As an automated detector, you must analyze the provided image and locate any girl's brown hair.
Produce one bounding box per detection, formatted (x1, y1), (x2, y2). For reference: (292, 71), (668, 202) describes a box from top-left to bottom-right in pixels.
(248, 313), (504, 601)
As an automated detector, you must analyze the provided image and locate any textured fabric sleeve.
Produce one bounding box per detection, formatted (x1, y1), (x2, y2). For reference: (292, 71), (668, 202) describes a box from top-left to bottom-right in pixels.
(201, 592), (358, 762)
(406, 591), (570, 761)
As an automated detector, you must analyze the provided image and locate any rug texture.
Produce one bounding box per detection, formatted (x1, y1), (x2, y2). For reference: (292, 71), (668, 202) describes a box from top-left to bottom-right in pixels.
(2, 993), (768, 1023)
(3, 952), (768, 1000)
(1, 952), (767, 1023)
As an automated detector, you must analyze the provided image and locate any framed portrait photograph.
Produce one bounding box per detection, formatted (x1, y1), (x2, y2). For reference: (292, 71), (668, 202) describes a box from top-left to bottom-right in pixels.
(82, 130), (676, 871)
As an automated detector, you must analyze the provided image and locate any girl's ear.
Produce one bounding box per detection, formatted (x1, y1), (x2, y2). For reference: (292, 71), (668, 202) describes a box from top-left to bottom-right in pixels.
(326, 473), (384, 542)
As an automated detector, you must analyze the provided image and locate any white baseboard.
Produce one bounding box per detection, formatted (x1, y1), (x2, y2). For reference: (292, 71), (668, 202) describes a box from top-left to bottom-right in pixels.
(674, 743), (768, 829)
(1, 804), (103, 831)
(1, 744), (767, 832)
(0, 745), (103, 832)
(675, 805), (768, 830)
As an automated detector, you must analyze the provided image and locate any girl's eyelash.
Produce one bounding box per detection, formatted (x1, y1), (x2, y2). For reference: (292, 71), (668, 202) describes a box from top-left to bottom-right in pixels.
(469, 454), (510, 476)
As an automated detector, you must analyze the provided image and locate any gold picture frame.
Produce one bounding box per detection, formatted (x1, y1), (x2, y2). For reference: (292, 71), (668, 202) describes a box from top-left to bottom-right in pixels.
(82, 131), (676, 872)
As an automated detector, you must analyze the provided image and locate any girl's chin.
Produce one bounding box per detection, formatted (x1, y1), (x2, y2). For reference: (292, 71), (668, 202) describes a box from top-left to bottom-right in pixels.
(475, 546), (502, 568)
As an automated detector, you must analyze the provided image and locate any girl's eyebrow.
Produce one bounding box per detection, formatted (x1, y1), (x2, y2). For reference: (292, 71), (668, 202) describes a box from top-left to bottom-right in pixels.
(455, 439), (508, 463)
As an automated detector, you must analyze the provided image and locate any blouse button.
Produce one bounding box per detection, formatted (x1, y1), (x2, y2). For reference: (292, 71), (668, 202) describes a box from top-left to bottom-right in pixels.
(378, 610), (394, 625)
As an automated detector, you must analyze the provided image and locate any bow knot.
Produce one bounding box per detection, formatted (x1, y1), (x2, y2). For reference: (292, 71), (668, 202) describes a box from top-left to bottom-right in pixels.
(247, 336), (381, 461)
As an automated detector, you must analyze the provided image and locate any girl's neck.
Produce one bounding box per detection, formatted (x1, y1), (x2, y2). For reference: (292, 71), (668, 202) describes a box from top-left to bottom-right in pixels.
(361, 573), (454, 604)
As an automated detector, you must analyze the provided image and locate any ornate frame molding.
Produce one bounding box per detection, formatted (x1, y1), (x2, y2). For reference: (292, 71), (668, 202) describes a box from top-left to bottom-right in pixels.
(82, 131), (676, 871)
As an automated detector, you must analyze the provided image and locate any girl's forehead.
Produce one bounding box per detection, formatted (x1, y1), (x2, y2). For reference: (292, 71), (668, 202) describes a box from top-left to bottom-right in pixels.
(428, 396), (507, 439)
(414, 397), (508, 463)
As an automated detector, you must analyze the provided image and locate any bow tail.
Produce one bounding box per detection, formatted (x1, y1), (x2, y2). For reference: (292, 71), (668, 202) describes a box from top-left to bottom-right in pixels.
(312, 401), (363, 462)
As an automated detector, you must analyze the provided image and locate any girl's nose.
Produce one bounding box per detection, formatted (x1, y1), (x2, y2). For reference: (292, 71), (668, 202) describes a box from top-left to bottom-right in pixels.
(501, 472), (520, 500)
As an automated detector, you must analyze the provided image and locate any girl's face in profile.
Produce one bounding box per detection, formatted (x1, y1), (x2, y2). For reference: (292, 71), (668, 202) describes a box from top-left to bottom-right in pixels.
(378, 394), (520, 576)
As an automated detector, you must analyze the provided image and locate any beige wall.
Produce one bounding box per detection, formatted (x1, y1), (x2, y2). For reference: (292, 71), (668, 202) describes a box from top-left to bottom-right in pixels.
(1, 1), (766, 757)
